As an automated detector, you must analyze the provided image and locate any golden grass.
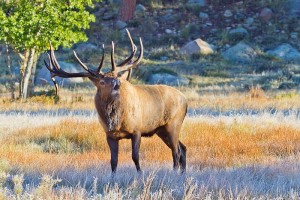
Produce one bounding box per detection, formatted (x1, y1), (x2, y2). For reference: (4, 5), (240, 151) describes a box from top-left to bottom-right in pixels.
(0, 88), (96, 111)
(187, 90), (300, 110)
(1, 118), (300, 172)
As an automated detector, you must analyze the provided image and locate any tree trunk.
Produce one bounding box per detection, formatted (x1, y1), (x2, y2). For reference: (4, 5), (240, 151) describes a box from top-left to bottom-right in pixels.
(21, 48), (35, 100)
(19, 50), (29, 98)
(5, 42), (15, 100)
(28, 54), (39, 96)
(119, 0), (136, 21)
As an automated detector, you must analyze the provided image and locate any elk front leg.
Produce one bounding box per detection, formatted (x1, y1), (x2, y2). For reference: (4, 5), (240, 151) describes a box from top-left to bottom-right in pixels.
(107, 137), (119, 173)
(131, 133), (141, 172)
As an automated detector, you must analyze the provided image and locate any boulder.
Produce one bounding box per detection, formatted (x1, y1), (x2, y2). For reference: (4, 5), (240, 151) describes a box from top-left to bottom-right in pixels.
(136, 4), (146, 12)
(161, 13), (175, 22)
(267, 44), (300, 63)
(102, 12), (115, 20)
(224, 10), (233, 17)
(259, 8), (273, 22)
(222, 42), (257, 63)
(147, 73), (189, 86)
(228, 27), (249, 41)
(36, 62), (84, 86)
(180, 39), (214, 56)
(199, 12), (209, 20)
(245, 17), (254, 26)
(115, 20), (127, 30)
(165, 29), (173, 34)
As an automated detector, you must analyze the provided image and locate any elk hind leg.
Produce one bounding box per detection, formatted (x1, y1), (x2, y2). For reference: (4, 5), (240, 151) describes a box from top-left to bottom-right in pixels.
(157, 129), (181, 171)
(179, 141), (187, 172)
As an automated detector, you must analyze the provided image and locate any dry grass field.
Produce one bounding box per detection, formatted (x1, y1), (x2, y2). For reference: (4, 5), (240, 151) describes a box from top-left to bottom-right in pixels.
(1, 88), (300, 199)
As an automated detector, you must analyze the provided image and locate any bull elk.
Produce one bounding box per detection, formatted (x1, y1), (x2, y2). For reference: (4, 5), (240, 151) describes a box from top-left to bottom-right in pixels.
(44, 30), (188, 173)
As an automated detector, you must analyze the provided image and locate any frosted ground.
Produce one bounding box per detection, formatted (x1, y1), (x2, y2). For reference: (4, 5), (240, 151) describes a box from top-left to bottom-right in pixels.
(1, 108), (300, 198)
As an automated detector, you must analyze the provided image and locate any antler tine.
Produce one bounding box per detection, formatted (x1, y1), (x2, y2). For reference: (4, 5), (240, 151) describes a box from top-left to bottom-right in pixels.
(73, 50), (98, 76)
(97, 44), (105, 74)
(49, 44), (61, 70)
(117, 45), (137, 67)
(117, 29), (136, 67)
(44, 54), (55, 73)
(115, 37), (144, 74)
(126, 68), (132, 80)
(45, 53), (69, 78)
(111, 41), (116, 72)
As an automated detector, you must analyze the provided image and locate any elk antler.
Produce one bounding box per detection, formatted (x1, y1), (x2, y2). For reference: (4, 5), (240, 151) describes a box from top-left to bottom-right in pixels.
(111, 29), (143, 76)
(97, 44), (105, 74)
(45, 44), (99, 78)
(73, 29), (138, 78)
(44, 29), (142, 87)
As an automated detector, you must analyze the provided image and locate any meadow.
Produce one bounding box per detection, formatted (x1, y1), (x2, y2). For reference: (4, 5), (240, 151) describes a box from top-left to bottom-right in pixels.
(1, 87), (300, 199)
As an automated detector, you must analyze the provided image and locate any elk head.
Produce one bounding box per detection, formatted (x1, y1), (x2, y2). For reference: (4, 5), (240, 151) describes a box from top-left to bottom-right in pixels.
(44, 29), (143, 98)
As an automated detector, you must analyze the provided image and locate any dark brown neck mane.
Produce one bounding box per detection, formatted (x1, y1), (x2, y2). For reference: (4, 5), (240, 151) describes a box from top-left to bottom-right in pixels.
(96, 92), (123, 132)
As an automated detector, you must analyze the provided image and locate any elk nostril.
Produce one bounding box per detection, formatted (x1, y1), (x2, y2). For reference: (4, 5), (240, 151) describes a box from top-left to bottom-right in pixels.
(113, 79), (120, 90)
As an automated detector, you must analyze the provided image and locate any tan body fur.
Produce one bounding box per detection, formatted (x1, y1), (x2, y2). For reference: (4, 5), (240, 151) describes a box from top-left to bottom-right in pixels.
(95, 81), (187, 138)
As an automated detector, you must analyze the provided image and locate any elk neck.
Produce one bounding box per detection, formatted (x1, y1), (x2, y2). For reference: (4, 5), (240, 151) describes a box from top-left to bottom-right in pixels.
(94, 87), (124, 132)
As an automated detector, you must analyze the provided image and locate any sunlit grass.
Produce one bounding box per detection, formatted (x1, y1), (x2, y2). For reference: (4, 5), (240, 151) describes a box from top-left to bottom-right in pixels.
(1, 89), (300, 198)
(2, 116), (300, 173)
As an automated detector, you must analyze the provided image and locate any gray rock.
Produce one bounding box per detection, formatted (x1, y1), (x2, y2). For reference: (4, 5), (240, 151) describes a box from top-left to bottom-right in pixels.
(160, 56), (168, 61)
(222, 42), (257, 63)
(228, 27), (249, 41)
(187, 0), (206, 6)
(36, 62), (84, 86)
(291, 32), (298, 39)
(115, 20), (127, 30)
(161, 13), (175, 22)
(102, 12), (115, 20)
(267, 44), (300, 63)
(136, 4), (146, 12)
(180, 39), (214, 56)
(224, 10), (233, 17)
(245, 17), (254, 25)
(259, 8), (273, 22)
(166, 9), (173, 14)
(165, 29), (173, 34)
(147, 73), (189, 86)
(235, 12), (245, 20)
(199, 12), (209, 19)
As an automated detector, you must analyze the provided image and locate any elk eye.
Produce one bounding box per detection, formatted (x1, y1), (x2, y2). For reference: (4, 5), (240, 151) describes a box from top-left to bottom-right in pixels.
(99, 80), (105, 86)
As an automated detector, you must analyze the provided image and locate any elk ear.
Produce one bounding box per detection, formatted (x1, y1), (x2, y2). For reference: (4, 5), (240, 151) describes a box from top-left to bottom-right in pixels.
(119, 69), (132, 81)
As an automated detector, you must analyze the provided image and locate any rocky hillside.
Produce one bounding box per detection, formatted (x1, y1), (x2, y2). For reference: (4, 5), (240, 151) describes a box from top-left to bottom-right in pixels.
(3, 0), (300, 92)
(89, 0), (300, 49)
